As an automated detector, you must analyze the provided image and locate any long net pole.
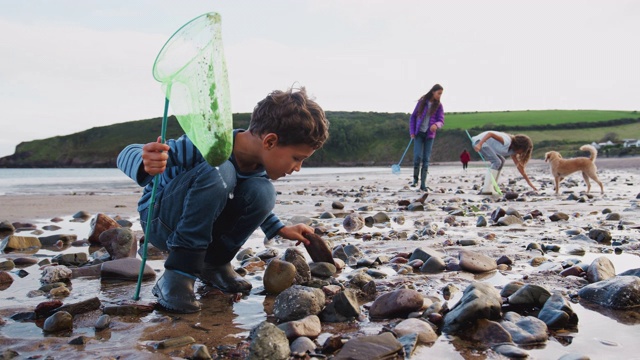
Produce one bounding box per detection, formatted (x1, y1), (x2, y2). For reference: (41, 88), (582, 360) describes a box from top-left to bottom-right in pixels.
(133, 84), (172, 300)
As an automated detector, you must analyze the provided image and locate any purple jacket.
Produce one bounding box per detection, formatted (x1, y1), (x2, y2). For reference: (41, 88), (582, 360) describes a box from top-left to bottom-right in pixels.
(409, 102), (445, 139)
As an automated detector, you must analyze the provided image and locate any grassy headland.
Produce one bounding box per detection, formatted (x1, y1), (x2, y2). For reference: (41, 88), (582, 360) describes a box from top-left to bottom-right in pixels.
(0, 110), (638, 167)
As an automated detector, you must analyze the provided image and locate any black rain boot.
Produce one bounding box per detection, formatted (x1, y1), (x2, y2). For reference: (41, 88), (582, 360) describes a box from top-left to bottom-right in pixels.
(200, 242), (252, 294)
(411, 166), (419, 187)
(152, 247), (205, 313)
(419, 166), (428, 191)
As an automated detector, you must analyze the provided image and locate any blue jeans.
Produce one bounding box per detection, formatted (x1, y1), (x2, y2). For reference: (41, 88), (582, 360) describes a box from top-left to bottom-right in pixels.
(140, 160), (276, 264)
(413, 132), (434, 168)
(474, 140), (507, 171)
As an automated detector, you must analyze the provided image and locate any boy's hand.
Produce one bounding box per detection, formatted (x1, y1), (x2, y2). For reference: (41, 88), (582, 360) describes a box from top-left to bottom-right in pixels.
(277, 224), (313, 246)
(142, 136), (170, 175)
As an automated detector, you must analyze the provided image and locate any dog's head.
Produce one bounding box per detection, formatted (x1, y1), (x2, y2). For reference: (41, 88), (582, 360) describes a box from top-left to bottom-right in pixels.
(544, 151), (562, 162)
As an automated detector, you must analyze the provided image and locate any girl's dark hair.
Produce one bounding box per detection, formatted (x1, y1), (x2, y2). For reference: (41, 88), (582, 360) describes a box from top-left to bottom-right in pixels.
(416, 84), (443, 118)
(509, 134), (533, 165)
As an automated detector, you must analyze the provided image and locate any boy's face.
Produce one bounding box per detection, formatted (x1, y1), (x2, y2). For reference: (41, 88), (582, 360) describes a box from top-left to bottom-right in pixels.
(263, 141), (316, 180)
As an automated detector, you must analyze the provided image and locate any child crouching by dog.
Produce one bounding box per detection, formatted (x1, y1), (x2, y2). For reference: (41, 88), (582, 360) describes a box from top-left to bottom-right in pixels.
(117, 87), (329, 313)
(471, 131), (537, 194)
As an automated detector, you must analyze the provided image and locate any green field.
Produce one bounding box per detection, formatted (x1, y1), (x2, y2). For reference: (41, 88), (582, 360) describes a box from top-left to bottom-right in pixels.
(446, 110), (638, 129)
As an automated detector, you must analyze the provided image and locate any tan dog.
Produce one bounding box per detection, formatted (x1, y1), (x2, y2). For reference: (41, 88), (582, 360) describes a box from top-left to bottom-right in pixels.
(544, 145), (604, 194)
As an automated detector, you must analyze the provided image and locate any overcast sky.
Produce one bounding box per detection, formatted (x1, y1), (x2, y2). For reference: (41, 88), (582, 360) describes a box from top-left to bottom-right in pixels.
(1, 0), (638, 157)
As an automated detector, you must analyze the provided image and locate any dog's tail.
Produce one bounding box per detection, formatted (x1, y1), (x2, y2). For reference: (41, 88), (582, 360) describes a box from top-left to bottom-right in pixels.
(580, 144), (598, 162)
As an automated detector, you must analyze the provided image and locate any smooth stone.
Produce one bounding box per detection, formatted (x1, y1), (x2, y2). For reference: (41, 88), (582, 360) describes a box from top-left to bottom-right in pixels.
(277, 315), (321, 339)
(443, 282), (502, 334)
(0, 260), (15, 271)
(508, 284), (551, 308)
(101, 258), (156, 281)
(549, 212), (569, 221)
(38, 234), (77, 246)
(578, 276), (640, 309)
(420, 256), (446, 274)
(43, 311), (73, 332)
(282, 248), (311, 285)
(393, 318), (438, 344)
(588, 229), (612, 244)
(332, 201), (344, 210)
(538, 291), (578, 329)
(334, 332), (403, 360)
(459, 250), (497, 273)
(343, 213), (365, 232)
(501, 312), (548, 344)
(368, 288), (424, 320)
(493, 343), (529, 358)
(309, 262), (337, 278)
(0, 235), (41, 252)
(468, 318), (512, 345)
(0, 271), (14, 286)
(290, 336), (317, 356)
(52, 252), (89, 267)
(586, 256), (615, 283)
(95, 314), (111, 330)
(263, 259), (297, 294)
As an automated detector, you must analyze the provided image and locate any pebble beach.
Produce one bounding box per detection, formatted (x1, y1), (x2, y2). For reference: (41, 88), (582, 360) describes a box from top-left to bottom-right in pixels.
(1, 157), (640, 359)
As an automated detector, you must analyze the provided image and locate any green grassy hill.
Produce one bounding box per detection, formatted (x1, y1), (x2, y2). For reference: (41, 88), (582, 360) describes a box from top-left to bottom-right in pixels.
(0, 110), (638, 167)
(445, 110), (638, 129)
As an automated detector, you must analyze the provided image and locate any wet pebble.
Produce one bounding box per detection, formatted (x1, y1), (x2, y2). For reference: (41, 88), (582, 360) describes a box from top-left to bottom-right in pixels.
(40, 265), (72, 283)
(264, 259), (297, 294)
(273, 285), (325, 322)
(95, 314), (111, 330)
(249, 321), (290, 360)
(394, 318), (438, 344)
(578, 276), (640, 309)
(43, 311), (72, 332)
(538, 291), (578, 329)
(290, 336), (317, 356)
(368, 288), (424, 320)
(99, 227), (135, 260)
(458, 250), (497, 273)
(549, 212), (569, 221)
(343, 213), (364, 232)
(586, 256), (615, 283)
(277, 314), (321, 339)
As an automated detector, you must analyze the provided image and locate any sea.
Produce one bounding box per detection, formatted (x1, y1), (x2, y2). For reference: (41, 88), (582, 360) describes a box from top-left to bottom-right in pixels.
(0, 167), (396, 196)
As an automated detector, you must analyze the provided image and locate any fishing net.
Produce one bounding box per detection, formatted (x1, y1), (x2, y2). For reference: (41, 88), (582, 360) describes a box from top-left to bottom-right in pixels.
(152, 12), (233, 166)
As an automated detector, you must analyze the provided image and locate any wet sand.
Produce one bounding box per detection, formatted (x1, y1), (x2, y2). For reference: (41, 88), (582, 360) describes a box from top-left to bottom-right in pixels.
(1, 157), (640, 359)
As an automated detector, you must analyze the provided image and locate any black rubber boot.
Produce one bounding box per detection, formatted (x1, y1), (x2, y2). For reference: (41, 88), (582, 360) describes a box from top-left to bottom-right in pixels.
(200, 240), (252, 294)
(411, 166), (419, 187)
(152, 247), (205, 313)
(419, 167), (428, 191)
(152, 269), (201, 313)
(200, 262), (252, 294)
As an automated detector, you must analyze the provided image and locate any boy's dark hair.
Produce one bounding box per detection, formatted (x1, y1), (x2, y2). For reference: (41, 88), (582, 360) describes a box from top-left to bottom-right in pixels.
(510, 134), (533, 165)
(249, 87), (329, 149)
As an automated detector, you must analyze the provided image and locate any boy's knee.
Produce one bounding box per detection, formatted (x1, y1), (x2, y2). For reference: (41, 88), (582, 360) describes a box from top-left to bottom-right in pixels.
(238, 178), (276, 211)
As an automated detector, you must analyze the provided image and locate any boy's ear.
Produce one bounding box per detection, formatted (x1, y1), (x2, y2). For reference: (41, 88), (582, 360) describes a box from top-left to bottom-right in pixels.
(262, 133), (279, 150)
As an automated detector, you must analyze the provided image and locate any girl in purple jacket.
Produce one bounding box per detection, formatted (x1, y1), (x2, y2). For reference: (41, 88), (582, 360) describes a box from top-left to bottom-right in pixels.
(409, 84), (445, 191)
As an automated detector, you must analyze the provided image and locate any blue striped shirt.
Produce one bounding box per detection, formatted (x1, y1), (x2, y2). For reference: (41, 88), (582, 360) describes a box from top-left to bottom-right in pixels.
(116, 130), (285, 239)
